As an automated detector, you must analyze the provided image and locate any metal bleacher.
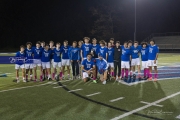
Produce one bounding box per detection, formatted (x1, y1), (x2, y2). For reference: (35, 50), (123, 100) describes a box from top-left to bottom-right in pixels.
(143, 32), (180, 51)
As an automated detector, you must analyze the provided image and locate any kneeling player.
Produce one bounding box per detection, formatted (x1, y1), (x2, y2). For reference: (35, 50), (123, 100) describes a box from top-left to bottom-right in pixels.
(15, 45), (26, 83)
(96, 54), (108, 85)
(81, 54), (96, 82)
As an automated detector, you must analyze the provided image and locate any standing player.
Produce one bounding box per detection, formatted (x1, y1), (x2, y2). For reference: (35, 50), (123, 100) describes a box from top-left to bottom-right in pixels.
(121, 41), (132, 81)
(128, 40), (133, 76)
(107, 42), (115, 78)
(81, 54), (96, 82)
(52, 42), (62, 80)
(96, 54), (108, 84)
(41, 44), (52, 80)
(114, 41), (122, 80)
(99, 40), (108, 60)
(81, 37), (92, 60)
(25, 42), (34, 81)
(141, 42), (149, 80)
(91, 38), (100, 59)
(60, 40), (71, 80)
(33, 41), (43, 81)
(15, 45), (26, 83)
(131, 41), (142, 80)
(78, 40), (84, 78)
(69, 41), (81, 80)
(148, 39), (159, 81)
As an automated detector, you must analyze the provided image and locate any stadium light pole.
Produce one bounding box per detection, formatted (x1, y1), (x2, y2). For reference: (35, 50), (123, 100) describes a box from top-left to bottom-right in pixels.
(134, 0), (136, 42)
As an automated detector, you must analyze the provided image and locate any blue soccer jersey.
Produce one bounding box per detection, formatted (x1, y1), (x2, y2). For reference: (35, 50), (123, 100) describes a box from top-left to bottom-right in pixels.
(60, 45), (70, 59)
(15, 51), (26, 65)
(96, 58), (108, 74)
(33, 47), (42, 59)
(25, 48), (33, 59)
(131, 46), (141, 59)
(53, 48), (61, 62)
(121, 46), (132, 61)
(41, 49), (52, 62)
(92, 44), (100, 58)
(107, 47), (114, 63)
(68, 47), (80, 60)
(141, 47), (149, 61)
(99, 47), (108, 59)
(81, 43), (92, 58)
(82, 59), (94, 71)
(148, 45), (159, 60)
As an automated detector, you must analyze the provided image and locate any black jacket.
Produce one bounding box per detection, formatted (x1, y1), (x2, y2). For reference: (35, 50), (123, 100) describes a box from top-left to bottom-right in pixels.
(114, 46), (122, 62)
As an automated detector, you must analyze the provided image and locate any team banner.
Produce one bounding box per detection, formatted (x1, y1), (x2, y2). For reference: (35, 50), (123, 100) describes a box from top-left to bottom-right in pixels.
(0, 56), (37, 64)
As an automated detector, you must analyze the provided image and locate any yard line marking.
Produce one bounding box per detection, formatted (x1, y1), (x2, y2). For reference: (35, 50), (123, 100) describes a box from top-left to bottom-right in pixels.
(111, 90), (180, 120)
(140, 101), (163, 107)
(68, 89), (82, 92)
(0, 82), (51, 93)
(86, 92), (101, 97)
(110, 97), (124, 102)
(53, 85), (66, 88)
(176, 115), (180, 119)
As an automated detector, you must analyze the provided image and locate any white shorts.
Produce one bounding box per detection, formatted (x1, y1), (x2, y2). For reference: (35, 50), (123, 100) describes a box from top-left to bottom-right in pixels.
(141, 61), (149, 69)
(33, 59), (41, 67)
(148, 60), (158, 67)
(107, 63), (114, 68)
(25, 64), (33, 69)
(131, 58), (140, 66)
(15, 64), (25, 69)
(83, 72), (89, 79)
(62, 59), (70, 66)
(42, 62), (51, 69)
(121, 61), (130, 69)
(53, 62), (61, 68)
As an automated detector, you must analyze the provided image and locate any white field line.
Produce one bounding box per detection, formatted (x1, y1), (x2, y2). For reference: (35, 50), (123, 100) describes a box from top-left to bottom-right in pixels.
(110, 97), (124, 102)
(176, 115), (180, 119)
(111, 90), (180, 120)
(140, 101), (163, 107)
(53, 85), (66, 88)
(86, 92), (101, 97)
(68, 89), (82, 92)
(0, 82), (52, 93)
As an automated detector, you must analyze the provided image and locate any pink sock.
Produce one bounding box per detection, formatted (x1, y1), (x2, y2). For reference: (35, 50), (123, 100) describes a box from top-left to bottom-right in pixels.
(138, 73), (141, 78)
(147, 69), (149, 77)
(40, 75), (42, 80)
(121, 69), (124, 78)
(59, 72), (62, 77)
(125, 69), (128, 77)
(154, 73), (158, 79)
(111, 72), (114, 76)
(149, 73), (152, 78)
(34, 76), (37, 80)
(52, 73), (55, 79)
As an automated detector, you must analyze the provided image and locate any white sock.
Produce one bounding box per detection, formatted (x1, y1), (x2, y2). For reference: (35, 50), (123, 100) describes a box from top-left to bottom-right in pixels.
(48, 74), (51, 78)
(23, 77), (25, 80)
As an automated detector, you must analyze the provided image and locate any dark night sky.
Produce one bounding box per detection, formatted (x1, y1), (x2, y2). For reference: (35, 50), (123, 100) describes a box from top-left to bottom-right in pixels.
(1, 0), (180, 49)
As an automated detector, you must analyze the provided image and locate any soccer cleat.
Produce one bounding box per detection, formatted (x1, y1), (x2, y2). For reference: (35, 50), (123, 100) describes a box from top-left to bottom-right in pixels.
(17, 79), (20, 83)
(48, 78), (52, 81)
(154, 78), (157, 82)
(93, 80), (97, 83)
(23, 79), (27, 82)
(148, 77), (152, 81)
(102, 80), (106, 85)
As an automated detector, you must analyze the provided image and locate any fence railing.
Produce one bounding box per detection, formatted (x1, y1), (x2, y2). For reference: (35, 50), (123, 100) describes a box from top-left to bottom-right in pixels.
(157, 44), (180, 50)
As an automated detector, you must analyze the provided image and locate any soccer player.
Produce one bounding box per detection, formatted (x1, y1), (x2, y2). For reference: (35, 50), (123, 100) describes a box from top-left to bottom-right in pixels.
(41, 44), (52, 80)
(81, 54), (96, 82)
(107, 42), (115, 78)
(148, 39), (159, 81)
(25, 42), (34, 81)
(99, 40), (108, 60)
(91, 38), (100, 59)
(52, 42), (62, 80)
(15, 45), (26, 83)
(60, 40), (71, 80)
(68, 41), (81, 80)
(141, 42), (149, 80)
(131, 41), (141, 80)
(78, 40), (84, 78)
(113, 41), (122, 80)
(121, 41), (132, 80)
(33, 41), (43, 81)
(96, 54), (108, 84)
(81, 37), (92, 60)
(128, 40), (133, 76)
(110, 38), (115, 47)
